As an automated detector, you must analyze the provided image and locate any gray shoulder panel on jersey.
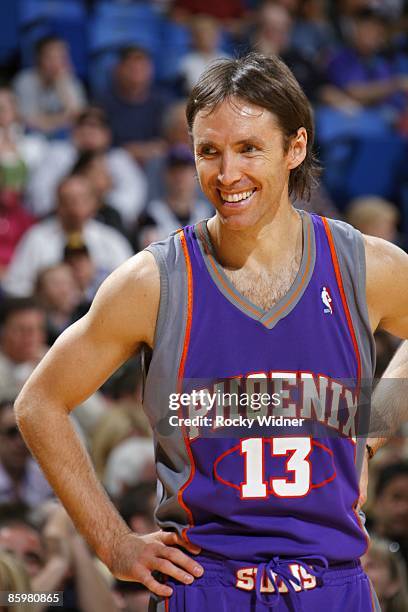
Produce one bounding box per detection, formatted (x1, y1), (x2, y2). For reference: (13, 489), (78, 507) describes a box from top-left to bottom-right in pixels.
(325, 218), (376, 475)
(144, 233), (192, 533)
(325, 217), (375, 380)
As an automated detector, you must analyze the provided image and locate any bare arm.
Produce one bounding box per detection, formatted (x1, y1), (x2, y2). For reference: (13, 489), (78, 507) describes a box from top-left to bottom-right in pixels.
(15, 251), (203, 596)
(345, 77), (400, 106)
(365, 236), (408, 454)
(70, 534), (120, 612)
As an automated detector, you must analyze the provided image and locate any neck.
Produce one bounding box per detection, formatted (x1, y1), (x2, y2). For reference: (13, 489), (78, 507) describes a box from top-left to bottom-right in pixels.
(206, 199), (301, 271)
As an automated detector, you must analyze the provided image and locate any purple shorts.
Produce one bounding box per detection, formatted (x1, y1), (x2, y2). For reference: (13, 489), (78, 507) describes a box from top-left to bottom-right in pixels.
(149, 553), (380, 611)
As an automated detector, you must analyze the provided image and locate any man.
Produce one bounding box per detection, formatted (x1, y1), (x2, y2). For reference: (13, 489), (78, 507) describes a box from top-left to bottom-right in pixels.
(98, 46), (170, 165)
(371, 462), (408, 565)
(27, 107), (147, 224)
(326, 8), (408, 119)
(3, 174), (133, 297)
(0, 299), (47, 397)
(13, 36), (86, 136)
(14, 54), (408, 610)
(0, 398), (52, 510)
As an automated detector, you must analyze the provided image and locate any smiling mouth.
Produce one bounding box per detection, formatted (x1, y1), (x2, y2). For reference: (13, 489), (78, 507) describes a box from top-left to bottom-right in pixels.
(219, 188), (257, 205)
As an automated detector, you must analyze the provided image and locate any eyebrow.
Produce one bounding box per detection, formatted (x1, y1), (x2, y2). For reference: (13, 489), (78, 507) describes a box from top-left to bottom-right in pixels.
(195, 137), (265, 147)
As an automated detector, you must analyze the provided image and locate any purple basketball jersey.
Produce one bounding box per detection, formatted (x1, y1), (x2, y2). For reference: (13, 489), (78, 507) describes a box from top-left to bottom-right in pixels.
(144, 211), (375, 565)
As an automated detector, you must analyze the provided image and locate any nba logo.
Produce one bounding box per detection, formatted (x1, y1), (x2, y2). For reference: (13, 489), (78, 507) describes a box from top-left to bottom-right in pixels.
(321, 286), (333, 315)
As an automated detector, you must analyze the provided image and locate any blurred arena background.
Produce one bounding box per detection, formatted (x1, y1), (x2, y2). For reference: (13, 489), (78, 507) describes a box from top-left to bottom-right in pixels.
(0, 1), (407, 610)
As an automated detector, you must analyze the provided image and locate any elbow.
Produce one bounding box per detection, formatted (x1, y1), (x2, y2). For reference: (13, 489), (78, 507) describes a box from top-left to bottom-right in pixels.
(14, 385), (36, 431)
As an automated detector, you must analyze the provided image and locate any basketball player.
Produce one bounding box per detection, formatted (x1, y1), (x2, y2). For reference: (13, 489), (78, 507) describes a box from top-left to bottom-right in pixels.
(15, 54), (408, 610)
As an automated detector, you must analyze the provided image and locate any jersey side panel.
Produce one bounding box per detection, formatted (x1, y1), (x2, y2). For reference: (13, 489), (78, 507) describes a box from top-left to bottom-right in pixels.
(144, 234), (193, 534)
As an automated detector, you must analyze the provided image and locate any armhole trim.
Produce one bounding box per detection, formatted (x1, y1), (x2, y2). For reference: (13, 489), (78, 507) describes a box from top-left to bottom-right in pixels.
(176, 230), (196, 544)
(145, 245), (169, 349)
(321, 217), (362, 391)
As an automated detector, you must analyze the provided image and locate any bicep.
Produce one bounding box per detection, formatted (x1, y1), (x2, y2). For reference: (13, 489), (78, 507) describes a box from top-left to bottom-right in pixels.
(366, 235), (408, 338)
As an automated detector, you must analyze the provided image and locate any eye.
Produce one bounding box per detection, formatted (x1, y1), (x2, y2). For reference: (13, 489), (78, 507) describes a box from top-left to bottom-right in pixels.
(197, 145), (217, 157)
(241, 143), (258, 153)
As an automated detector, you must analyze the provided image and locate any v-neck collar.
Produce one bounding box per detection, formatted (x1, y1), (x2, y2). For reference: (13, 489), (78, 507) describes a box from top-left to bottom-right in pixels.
(195, 210), (316, 330)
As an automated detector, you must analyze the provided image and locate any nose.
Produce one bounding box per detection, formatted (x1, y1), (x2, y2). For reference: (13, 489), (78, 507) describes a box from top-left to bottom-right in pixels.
(217, 151), (242, 187)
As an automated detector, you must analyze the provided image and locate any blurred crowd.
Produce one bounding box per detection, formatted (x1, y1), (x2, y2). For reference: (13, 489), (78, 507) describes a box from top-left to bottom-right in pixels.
(0, 1), (407, 611)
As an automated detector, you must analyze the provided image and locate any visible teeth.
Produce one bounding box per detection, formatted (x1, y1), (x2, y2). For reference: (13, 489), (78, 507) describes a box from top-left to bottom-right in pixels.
(221, 189), (255, 202)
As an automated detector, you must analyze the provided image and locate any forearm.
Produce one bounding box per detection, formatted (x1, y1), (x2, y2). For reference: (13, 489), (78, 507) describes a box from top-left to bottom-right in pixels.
(32, 557), (68, 594)
(70, 535), (120, 612)
(368, 340), (408, 455)
(346, 79), (398, 105)
(25, 112), (70, 133)
(14, 391), (131, 568)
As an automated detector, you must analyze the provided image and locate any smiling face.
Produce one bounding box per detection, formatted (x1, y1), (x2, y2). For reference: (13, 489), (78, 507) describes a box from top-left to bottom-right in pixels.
(192, 97), (306, 230)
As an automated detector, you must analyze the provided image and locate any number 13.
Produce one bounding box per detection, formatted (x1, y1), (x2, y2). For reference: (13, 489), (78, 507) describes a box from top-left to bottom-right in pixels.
(240, 437), (312, 499)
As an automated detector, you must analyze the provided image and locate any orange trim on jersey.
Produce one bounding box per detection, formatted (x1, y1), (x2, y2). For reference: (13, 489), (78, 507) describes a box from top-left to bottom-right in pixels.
(176, 231), (196, 544)
(177, 231), (193, 384)
(321, 217), (362, 387)
(263, 221), (312, 326)
(321, 217), (369, 554)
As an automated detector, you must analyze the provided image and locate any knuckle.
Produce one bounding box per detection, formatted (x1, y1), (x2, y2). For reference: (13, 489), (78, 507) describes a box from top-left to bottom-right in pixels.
(154, 558), (168, 572)
(165, 547), (180, 562)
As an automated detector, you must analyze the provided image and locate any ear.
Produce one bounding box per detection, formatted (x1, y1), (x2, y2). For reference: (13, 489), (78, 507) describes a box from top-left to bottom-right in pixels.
(287, 127), (308, 170)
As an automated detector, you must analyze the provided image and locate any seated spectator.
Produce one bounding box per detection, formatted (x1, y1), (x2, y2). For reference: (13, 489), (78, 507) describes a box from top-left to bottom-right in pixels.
(328, 0), (404, 45)
(63, 239), (100, 308)
(34, 264), (81, 346)
(179, 16), (230, 92)
(71, 151), (127, 236)
(98, 46), (170, 165)
(370, 462), (408, 565)
(0, 87), (47, 191)
(103, 437), (155, 499)
(326, 9), (408, 123)
(362, 538), (408, 612)
(0, 178), (34, 279)
(0, 521), (45, 582)
(13, 36), (86, 137)
(144, 99), (193, 202)
(291, 0), (336, 63)
(253, 1), (357, 109)
(0, 299), (47, 397)
(135, 145), (211, 250)
(2, 175), (133, 297)
(0, 398), (53, 510)
(27, 107), (147, 224)
(346, 196), (400, 242)
(0, 505), (119, 612)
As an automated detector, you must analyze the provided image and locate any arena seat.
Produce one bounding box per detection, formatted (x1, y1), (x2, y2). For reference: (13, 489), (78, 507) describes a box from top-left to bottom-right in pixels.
(88, 2), (162, 56)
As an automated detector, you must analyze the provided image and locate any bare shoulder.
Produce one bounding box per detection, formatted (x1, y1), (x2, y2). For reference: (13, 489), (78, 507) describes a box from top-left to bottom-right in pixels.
(85, 249), (160, 349)
(363, 234), (408, 337)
